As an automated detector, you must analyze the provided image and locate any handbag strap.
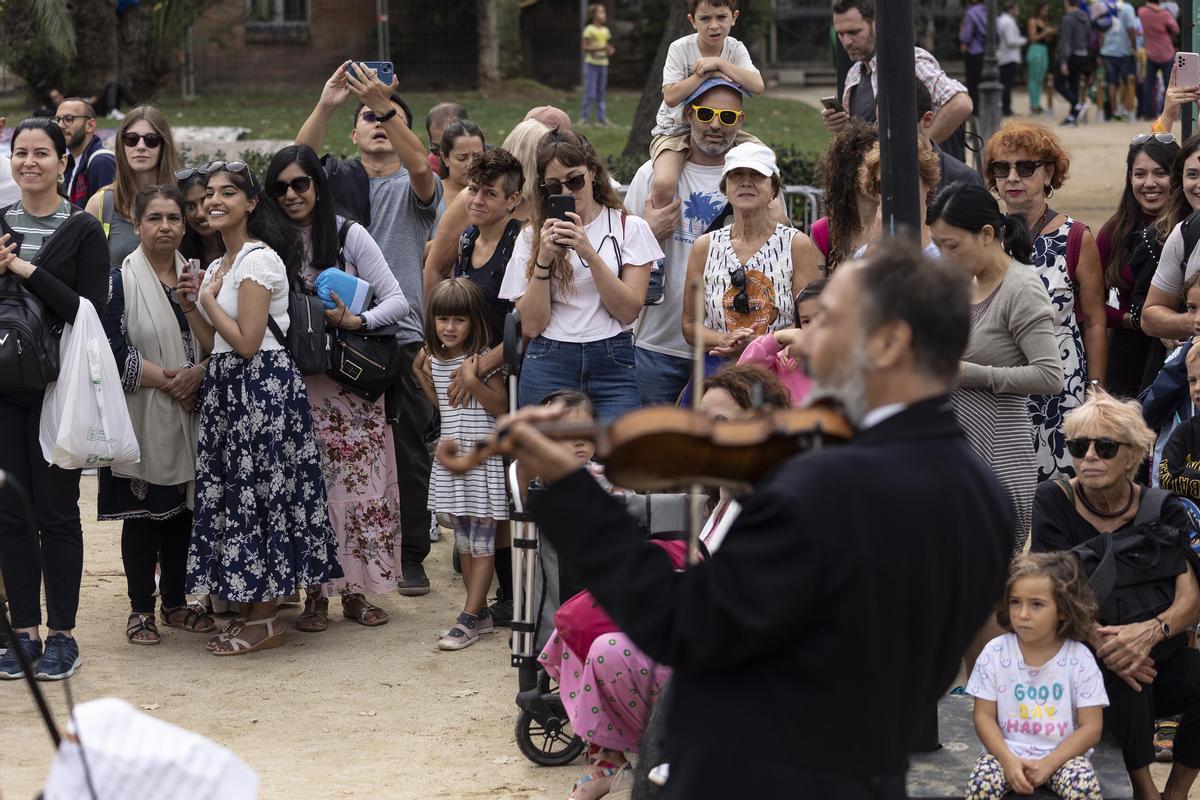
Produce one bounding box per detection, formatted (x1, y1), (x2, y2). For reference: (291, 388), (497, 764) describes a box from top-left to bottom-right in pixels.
(335, 218), (353, 271)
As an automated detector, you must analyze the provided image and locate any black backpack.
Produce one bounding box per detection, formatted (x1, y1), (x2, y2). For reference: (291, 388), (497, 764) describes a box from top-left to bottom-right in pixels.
(260, 241), (331, 376)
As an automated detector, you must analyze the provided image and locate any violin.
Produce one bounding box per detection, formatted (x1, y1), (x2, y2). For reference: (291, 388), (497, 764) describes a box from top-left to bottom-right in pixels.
(435, 403), (853, 492)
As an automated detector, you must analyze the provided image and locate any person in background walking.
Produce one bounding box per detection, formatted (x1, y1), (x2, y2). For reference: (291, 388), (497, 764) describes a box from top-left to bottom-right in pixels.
(961, 1), (988, 112)
(1140, 0), (1180, 121)
(580, 3), (614, 127)
(1027, 3), (1057, 115)
(998, 1), (1028, 117)
(1056, 0), (1094, 126)
(1099, 0), (1139, 122)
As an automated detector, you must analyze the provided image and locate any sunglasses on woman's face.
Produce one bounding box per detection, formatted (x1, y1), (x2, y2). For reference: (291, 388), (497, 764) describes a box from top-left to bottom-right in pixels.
(271, 176), (313, 197)
(1065, 437), (1127, 460)
(730, 266), (750, 314)
(987, 159), (1047, 179)
(691, 104), (744, 126)
(541, 173), (587, 195)
(121, 131), (164, 149)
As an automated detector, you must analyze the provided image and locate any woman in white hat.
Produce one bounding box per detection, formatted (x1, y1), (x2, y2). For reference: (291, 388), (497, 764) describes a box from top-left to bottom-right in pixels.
(681, 142), (820, 367)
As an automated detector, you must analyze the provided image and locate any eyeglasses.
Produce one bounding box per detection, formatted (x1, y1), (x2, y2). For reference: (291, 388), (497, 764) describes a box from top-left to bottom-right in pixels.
(53, 114), (92, 126)
(1132, 132), (1176, 145)
(1065, 437), (1128, 460)
(730, 266), (750, 314)
(121, 132), (164, 149)
(691, 104), (744, 126)
(988, 159), (1048, 179)
(271, 176), (313, 197)
(541, 173), (587, 195)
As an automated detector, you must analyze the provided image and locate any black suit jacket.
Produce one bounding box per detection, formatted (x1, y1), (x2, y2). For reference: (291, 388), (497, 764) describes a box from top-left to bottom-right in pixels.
(531, 395), (1012, 798)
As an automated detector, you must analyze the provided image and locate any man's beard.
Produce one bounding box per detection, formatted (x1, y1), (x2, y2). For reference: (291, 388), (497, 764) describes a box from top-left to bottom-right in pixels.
(805, 349), (871, 427)
(66, 129), (86, 150)
(690, 127), (736, 159)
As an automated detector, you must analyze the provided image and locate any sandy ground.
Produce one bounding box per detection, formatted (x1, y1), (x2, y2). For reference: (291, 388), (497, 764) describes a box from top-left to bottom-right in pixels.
(0, 90), (1191, 799)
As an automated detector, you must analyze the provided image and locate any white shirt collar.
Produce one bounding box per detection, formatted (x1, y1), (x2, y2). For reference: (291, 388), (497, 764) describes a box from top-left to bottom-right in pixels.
(860, 403), (906, 430)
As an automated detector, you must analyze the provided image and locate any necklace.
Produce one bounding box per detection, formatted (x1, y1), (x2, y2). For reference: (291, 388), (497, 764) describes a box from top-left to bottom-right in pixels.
(1030, 206), (1059, 238)
(1077, 480), (1136, 519)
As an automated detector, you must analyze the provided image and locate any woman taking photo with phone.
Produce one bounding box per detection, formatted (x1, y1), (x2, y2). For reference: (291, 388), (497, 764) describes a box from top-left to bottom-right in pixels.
(0, 118), (108, 680)
(264, 144), (410, 632)
(177, 160), (340, 656)
(498, 127), (662, 420)
(86, 105), (181, 268)
(98, 184), (214, 646)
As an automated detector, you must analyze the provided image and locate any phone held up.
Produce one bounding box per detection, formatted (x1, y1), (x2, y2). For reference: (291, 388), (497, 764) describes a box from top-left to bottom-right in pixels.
(1178, 52), (1200, 90)
(347, 60), (395, 86)
(546, 194), (576, 249)
(820, 95), (844, 113)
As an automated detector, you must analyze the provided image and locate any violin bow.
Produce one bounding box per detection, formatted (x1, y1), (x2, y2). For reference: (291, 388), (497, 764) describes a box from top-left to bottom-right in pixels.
(687, 278), (705, 566)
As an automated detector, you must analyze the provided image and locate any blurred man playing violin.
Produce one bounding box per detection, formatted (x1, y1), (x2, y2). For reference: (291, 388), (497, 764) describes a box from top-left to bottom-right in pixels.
(500, 243), (1013, 799)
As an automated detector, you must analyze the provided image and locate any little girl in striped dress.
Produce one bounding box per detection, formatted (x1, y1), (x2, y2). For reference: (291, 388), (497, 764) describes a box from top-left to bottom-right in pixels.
(414, 278), (508, 651)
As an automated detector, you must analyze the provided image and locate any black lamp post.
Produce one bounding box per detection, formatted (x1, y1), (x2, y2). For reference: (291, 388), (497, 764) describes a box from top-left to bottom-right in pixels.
(976, 0), (1003, 158)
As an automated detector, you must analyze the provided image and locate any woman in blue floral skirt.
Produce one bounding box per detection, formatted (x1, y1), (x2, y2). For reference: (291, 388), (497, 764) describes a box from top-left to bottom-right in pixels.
(176, 160), (341, 656)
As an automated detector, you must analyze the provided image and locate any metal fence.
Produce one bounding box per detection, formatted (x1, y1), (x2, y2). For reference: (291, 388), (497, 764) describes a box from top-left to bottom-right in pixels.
(616, 184), (824, 232)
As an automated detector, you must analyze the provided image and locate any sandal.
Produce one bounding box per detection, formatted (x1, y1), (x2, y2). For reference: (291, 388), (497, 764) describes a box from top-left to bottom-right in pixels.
(296, 595), (329, 632)
(342, 593), (389, 627)
(160, 603), (216, 633)
(568, 765), (619, 800)
(211, 616), (283, 657)
(126, 613), (160, 646)
(206, 616), (246, 651)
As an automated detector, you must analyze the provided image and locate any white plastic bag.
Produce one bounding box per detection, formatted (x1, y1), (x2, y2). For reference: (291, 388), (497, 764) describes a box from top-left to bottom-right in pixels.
(39, 300), (140, 469)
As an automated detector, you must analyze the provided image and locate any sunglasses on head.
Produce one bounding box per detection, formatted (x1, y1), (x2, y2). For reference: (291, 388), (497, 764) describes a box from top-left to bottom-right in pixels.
(1132, 132), (1176, 145)
(198, 160), (249, 176)
(271, 176), (313, 197)
(541, 173), (587, 195)
(121, 131), (164, 149)
(730, 266), (750, 314)
(691, 104), (744, 126)
(1065, 437), (1127, 460)
(988, 159), (1048, 179)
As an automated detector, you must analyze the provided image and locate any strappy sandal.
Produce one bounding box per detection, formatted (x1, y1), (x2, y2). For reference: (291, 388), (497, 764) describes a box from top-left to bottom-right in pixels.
(342, 593), (389, 627)
(160, 603), (216, 633)
(126, 613), (160, 646)
(206, 616), (246, 651)
(211, 616), (283, 657)
(567, 765), (620, 800)
(296, 595), (329, 632)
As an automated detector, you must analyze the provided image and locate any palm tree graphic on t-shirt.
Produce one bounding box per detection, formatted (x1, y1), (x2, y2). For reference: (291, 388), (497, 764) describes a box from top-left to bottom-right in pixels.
(682, 191), (724, 236)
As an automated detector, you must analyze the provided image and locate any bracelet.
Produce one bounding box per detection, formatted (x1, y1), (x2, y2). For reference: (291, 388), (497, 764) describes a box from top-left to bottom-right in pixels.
(534, 273), (551, 281)
(534, 262), (552, 272)
(374, 107), (398, 123)
(179, 302), (197, 314)
(1151, 117), (1169, 135)
(1129, 304), (1142, 333)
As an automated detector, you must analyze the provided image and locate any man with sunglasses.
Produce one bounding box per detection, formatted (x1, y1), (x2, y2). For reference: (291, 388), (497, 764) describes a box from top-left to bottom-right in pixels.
(298, 62), (442, 596)
(55, 98), (115, 207)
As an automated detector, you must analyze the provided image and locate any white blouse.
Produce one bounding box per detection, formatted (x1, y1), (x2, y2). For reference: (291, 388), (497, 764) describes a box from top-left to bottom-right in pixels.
(198, 242), (290, 354)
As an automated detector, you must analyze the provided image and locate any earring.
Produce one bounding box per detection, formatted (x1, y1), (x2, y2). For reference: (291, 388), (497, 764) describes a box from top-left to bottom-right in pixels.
(1043, 185), (1054, 199)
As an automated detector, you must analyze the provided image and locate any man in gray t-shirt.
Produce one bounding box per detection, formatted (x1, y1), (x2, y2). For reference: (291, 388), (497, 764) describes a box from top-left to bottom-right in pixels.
(298, 63), (442, 593)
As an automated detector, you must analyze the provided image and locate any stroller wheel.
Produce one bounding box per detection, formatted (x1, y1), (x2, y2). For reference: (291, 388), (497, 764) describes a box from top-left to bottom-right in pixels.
(514, 709), (585, 766)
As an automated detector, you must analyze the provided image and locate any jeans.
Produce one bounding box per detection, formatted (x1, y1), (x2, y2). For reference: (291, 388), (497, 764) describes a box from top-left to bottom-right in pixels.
(0, 392), (83, 630)
(388, 341), (436, 566)
(965, 52), (984, 111)
(1143, 58), (1173, 119)
(999, 62), (1018, 115)
(122, 512), (190, 613)
(1055, 55), (1091, 113)
(517, 332), (641, 421)
(581, 63), (608, 123)
(635, 347), (692, 407)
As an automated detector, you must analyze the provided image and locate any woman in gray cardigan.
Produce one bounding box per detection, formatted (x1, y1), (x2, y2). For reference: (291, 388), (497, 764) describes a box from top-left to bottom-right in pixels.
(928, 182), (1062, 551)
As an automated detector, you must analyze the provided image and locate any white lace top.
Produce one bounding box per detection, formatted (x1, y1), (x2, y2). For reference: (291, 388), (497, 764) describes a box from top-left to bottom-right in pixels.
(197, 242), (290, 354)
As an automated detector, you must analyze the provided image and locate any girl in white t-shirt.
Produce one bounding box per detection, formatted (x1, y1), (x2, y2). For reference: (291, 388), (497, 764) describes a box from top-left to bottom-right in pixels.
(499, 128), (662, 420)
(966, 552), (1109, 800)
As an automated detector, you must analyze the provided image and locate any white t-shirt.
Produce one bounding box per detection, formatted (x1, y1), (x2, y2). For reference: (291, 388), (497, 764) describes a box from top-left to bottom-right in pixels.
(198, 242), (290, 354)
(627, 158), (727, 358)
(499, 207), (663, 343)
(1152, 218), (1200, 296)
(653, 34), (759, 137)
(966, 633), (1109, 760)
(0, 155), (19, 207)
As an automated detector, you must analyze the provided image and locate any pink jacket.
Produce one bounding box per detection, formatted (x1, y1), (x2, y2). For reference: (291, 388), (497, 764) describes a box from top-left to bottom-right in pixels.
(736, 334), (811, 406)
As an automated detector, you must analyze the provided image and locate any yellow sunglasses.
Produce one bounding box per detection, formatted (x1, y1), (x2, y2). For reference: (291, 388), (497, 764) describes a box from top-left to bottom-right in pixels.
(690, 104), (744, 126)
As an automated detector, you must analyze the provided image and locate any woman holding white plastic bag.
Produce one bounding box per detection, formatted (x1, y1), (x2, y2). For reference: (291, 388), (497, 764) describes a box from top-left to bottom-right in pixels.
(99, 184), (216, 646)
(0, 118), (108, 681)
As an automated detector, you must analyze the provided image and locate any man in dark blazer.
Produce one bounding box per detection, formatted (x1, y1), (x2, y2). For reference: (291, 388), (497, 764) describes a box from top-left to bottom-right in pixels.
(500, 244), (1014, 799)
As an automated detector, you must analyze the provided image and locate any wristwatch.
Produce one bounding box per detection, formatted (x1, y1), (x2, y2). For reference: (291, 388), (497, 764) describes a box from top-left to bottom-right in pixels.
(357, 313), (369, 330)
(1155, 616), (1171, 638)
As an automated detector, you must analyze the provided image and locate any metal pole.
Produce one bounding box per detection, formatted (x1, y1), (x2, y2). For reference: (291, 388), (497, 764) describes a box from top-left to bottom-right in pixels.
(182, 24), (195, 100)
(1185, 0), (1195, 139)
(976, 1), (1003, 147)
(376, 0), (390, 63)
(875, 0), (920, 237)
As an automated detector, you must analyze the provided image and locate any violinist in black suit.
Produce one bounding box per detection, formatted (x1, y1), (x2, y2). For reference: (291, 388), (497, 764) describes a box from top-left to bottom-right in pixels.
(500, 243), (1014, 799)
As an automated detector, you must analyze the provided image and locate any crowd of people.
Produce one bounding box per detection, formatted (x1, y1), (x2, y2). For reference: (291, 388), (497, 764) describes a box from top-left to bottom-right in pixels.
(5, 0), (1200, 797)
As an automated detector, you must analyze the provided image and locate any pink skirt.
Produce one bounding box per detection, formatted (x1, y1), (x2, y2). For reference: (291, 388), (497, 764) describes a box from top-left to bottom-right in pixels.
(539, 629), (672, 753)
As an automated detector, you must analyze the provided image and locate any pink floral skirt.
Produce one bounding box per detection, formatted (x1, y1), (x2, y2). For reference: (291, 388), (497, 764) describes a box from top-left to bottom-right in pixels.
(305, 375), (403, 595)
(539, 630), (672, 753)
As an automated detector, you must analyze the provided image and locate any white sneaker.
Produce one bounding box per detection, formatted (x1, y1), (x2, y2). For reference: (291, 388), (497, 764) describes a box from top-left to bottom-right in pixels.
(107, 109), (125, 120)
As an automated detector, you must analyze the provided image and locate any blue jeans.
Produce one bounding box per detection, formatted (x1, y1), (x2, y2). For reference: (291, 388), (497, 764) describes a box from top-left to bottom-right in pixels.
(581, 63), (608, 123)
(1143, 58), (1173, 119)
(518, 332), (640, 421)
(634, 347), (692, 406)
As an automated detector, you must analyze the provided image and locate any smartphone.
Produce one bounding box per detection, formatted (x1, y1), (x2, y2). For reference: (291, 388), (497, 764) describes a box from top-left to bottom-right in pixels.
(1177, 52), (1200, 90)
(181, 258), (201, 303)
(820, 95), (844, 113)
(348, 60), (395, 86)
(547, 194), (575, 222)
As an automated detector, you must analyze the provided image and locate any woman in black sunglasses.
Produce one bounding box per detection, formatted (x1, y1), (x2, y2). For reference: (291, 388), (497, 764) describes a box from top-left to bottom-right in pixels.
(85, 105), (181, 270)
(1031, 387), (1200, 800)
(262, 143), (411, 632)
(1097, 134), (1179, 396)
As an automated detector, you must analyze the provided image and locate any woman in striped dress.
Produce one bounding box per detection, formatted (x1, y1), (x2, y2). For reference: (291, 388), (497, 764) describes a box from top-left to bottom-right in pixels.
(928, 182), (1062, 550)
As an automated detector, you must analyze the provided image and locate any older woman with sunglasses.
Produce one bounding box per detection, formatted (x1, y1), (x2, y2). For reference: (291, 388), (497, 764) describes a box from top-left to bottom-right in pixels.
(985, 120), (1108, 483)
(681, 143), (818, 370)
(1031, 387), (1200, 800)
(85, 105), (181, 269)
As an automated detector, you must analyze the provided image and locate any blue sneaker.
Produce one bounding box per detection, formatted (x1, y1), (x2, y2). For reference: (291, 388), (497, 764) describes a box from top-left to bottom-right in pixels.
(35, 633), (80, 681)
(0, 633), (43, 680)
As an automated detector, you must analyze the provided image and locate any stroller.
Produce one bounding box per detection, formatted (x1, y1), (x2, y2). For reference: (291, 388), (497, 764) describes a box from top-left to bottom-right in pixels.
(501, 312), (690, 767)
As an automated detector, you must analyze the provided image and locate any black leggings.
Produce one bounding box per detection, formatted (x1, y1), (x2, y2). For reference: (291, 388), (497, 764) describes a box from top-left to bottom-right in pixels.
(121, 512), (190, 614)
(1103, 638), (1200, 771)
(0, 393), (83, 631)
